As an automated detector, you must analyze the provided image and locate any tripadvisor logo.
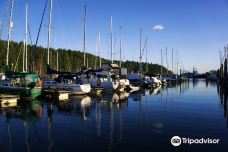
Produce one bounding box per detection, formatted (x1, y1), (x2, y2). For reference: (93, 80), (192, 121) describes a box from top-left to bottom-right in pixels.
(171, 136), (182, 146)
(171, 136), (220, 146)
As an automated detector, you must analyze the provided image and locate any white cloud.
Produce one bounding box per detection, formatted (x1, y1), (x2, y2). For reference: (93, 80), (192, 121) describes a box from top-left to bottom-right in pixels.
(153, 24), (164, 30)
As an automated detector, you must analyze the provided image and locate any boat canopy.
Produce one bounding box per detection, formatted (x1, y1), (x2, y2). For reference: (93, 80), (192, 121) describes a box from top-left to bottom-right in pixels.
(128, 74), (141, 80)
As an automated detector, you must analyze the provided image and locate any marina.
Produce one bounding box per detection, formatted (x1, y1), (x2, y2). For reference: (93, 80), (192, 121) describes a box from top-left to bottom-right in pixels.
(0, 0), (227, 151)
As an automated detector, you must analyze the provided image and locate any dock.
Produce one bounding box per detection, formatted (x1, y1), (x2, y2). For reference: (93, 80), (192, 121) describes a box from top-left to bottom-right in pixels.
(89, 88), (103, 95)
(42, 89), (70, 101)
(0, 94), (20, 108)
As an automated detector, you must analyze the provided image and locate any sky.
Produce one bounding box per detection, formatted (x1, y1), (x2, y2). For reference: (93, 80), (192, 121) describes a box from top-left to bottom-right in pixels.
(1, 0), (228, 73)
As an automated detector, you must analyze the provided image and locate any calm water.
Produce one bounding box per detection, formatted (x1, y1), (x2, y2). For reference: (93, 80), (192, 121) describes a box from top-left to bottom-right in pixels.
(0, 79), (228, 152)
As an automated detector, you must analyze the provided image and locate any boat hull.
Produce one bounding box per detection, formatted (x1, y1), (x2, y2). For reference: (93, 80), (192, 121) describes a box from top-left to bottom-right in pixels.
(90, 78), (119, 91)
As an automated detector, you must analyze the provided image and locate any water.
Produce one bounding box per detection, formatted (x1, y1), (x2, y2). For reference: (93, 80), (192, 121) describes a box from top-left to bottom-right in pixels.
(0, 79), (228, 152)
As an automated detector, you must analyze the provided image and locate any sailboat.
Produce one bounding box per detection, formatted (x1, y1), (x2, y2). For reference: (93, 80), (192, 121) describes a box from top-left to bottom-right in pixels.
(42, 1), (91, 95)
(43, 66), (91, 95)
(82, 14), (120, 91)
(0, 0), (42, 99)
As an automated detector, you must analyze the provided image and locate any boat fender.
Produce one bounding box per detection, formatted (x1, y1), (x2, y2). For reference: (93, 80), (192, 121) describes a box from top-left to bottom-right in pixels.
(38, 80), (43, 87)
(97, 79), (101, 86)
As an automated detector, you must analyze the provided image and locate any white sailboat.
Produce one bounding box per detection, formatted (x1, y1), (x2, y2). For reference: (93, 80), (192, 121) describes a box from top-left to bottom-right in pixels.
(85, 16), (119, 91)
(42, 79), (91, 95)
(44, 2), (91, 95)
(88, 70), (119, 91)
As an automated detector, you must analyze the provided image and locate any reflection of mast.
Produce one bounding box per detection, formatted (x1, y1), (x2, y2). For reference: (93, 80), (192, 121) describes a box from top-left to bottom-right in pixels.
(138, 97), (142, 112)
(7, 120), (12, 152)
(47, 104), (53, 152)
(24, 120), (30, 152)
(119, 109), (123, 142)
(96, 101), (101, 136)
(108, 102), (114, 150)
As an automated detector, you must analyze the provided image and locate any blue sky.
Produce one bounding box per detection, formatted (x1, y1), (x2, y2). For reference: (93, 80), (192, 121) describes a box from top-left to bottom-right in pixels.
(1, 0), (228, 73)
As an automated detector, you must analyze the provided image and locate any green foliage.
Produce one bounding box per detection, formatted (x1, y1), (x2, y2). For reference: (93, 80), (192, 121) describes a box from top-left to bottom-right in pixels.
(0, 40), (171, 76)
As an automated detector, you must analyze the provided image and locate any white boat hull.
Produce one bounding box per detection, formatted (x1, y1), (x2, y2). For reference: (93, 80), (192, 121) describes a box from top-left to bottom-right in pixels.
(43, 82), (91, 95)
(89, 78), (119, 90)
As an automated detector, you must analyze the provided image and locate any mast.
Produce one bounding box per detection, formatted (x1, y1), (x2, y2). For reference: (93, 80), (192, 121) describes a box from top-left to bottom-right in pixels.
(98, 32), (101, 68)
(47, 0), (53, 65)
(6, 0), (14, 66)
(0, 0), (11, 39)
(160, 49), (163, 76)
(176, 51), (178, 75)
(172, 47), (173, 73)
(25, 0), (28, 72)
(23, 40), (25, 72)
(83, 5), (87, 67)
(95, 38), (98, 69)
(146, 42), (148, 73)
(110, 16), (113, 63)
(119, 26), (123, 67)
(139, 28), (142, 74)
(56, 51), (58, 71)
(165, 47), (168, 74)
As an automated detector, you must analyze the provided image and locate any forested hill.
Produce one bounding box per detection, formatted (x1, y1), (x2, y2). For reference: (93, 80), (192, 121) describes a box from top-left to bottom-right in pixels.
(0, 40), (170, 76)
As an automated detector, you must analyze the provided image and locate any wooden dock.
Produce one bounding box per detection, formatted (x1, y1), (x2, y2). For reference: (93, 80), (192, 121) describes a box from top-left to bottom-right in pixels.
(0, 94), (20, 108)
(42, 89), (70, 101)
(89, 88), (103, 95)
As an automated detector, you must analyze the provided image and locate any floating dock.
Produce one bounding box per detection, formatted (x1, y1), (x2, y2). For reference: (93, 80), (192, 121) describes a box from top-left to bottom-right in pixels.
(0, 94), (20, 108)
(89, 88), (103, 95)
(42, 89), (70, 101)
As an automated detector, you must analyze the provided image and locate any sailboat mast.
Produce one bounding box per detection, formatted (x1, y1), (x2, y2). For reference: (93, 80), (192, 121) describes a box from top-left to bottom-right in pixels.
(146, 42), (148, 73)
(25, 0), (28, 72)
(47, 0), (53, 65)
(160, 49), (163, 76)
(139, 28), (142, 74)
(98, 32), (101, 68)
(95, 38), (98, 69)
(176, 51), (178, 75)
(0, 0), (11, 40)
(23, 40), (25, 72)
(165, 47), (168, 74)
(83, 5), (87, 67)
(6, 0), (14, 66)
(56, 51), (58, 71)
(172, 47), (173, 73)
(119, 26), (123, 67)
(110, 16), (113, 63)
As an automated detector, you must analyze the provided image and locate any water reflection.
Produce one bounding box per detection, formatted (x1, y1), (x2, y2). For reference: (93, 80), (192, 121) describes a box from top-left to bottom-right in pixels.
(1, 80), (228, 152)
(0, 99), (43, 152)
(56, 96), (92, 120)
(218, 86), (228, 127)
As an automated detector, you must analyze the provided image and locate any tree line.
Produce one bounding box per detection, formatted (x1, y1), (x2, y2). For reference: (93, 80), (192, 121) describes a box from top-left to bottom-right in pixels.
(0, 40), (171, 77)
